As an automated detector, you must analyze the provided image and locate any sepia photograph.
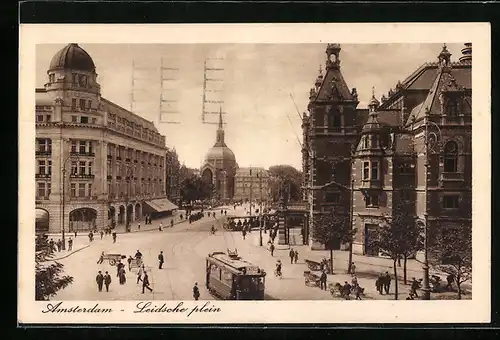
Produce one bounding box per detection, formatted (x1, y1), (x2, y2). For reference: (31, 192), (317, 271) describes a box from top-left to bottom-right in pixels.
(19, 23), (491, 324)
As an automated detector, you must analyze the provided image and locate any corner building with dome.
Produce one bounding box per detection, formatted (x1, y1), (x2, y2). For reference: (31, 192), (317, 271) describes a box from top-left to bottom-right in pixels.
(201, 111), (238, 200)
(35, 43), (169, 234)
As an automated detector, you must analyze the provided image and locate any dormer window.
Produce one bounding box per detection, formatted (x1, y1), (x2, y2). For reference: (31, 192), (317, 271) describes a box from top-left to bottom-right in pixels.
(49, 74), (55, 83)
(446, 98), (458, 117)
(72, 73), (78, 85)
(362, 135), (369, 149)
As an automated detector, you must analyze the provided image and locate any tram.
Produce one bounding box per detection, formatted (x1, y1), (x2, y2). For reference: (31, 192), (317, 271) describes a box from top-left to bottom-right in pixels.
(206, 251), (266, 300)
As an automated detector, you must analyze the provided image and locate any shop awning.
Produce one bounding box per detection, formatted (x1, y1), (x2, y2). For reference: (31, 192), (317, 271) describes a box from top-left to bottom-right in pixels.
(144, 198), (178, 213)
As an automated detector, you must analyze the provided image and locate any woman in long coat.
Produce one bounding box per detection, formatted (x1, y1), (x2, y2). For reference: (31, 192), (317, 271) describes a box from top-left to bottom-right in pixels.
(119, 267), (127, 285)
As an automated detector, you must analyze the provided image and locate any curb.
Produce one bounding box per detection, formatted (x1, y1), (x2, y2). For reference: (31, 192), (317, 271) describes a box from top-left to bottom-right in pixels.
(113, 219), (189, 234)
(49, 244), (91, 261)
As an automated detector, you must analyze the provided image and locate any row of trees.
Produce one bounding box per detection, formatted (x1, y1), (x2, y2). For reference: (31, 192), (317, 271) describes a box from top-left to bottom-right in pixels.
(268, 165), (302, 202)
(312, 202), (472, 300)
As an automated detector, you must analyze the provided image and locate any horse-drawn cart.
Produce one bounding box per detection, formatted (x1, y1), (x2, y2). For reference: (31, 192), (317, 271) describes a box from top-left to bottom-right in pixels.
(103, 253), (126, 266)
(304, 259), (330, 273)
(303, 270), (321, 287)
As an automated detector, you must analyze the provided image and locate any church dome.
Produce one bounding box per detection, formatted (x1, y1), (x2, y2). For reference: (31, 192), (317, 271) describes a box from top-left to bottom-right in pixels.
(49, 43), (96, 73)
(205, 145), (236, 162)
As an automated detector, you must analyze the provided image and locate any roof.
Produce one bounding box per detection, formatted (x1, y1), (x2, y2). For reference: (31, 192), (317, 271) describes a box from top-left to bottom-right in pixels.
(208, 252), (263, 275)
(101, 98), (159, 133)
(205, 145), (236, 161)
(315, 65), (355, 102)
(49, 43), (96, 73)
(235, 167), (268, 176)
(377, 110), (402, 127)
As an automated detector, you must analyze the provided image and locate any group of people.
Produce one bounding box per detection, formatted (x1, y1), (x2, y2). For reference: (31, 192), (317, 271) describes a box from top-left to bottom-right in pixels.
(48, 237), (74, 252)
(375, 271), (393, 295)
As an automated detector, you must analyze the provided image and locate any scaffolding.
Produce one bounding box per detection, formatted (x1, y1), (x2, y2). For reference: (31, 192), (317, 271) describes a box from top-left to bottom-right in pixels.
(202, 57), (226, 125)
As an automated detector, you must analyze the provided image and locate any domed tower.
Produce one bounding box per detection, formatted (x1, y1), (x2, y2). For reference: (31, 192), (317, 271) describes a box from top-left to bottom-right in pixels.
(201, 109), (238, 200)
(44, 43), (101, 121)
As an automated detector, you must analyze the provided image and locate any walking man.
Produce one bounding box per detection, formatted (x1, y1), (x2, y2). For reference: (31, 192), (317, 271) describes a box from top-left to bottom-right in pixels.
(96, 271), (104, 292)
(138, 222), (141, 230)
(193, 282), (200, 301)
(127, 256), (133, 271)
(56, 239), (62, 252)
(410, 277), (420, 298)
(97, 251), (104, 264)
(350, 262), (356, 276)
(112, 231), (117, 243)
(142, 271), (153, 293)
(445, 274), (455, 291)
(137, 265), (144, 284)
(383, 271), (392, 295)
(320, 270), (328, 291)
(74, 230), (77, 238)
(270, 243), (275, 257)
(104, 271), (111, 292)
(170, 219), (174, 228)
(289, 248), (295, 264)
(68, 237), (73, 251)
(100, 230), (104, 239)
(294, 250), (299, 264)
(158, 251), (164, 269)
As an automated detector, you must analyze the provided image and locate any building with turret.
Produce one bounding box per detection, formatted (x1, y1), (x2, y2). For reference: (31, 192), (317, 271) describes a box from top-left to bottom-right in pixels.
(35, 43), (170, 234)
(302, 43), (472, 256)
(201, 110), (238, 200)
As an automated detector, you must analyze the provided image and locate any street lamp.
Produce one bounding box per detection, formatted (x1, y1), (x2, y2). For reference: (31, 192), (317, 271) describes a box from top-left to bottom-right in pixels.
(257, 171), (263, 246)
(417, 111), (442, 300)
(61, 153), (78, 251)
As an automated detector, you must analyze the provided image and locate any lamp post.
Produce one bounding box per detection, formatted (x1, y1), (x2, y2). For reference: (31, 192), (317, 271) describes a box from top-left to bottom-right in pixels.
(125, 165), (133, 232)
(61, 153), (78, 251)
(249, 168), (253, 217)
(257, 171), (263, 246)
(420, 111), (442, 300)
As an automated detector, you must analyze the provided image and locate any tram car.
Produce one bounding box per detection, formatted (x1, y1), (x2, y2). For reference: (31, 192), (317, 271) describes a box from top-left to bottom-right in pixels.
(206, 251), (266, 300)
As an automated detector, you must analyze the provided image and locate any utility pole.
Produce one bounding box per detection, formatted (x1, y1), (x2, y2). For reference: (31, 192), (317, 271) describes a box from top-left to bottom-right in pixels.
(249, 167), (253, 217)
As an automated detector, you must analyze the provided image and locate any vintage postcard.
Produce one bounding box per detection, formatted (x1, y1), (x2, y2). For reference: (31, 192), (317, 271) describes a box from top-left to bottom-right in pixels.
(19, 23), (491, 324)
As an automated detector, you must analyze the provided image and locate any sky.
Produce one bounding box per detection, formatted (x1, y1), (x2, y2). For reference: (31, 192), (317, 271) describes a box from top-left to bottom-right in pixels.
(36, 43), (466, 170)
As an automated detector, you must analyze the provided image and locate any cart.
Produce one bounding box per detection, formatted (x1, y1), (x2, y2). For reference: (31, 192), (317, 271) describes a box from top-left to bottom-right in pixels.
(103, 253), (126, 266)
(303, 270), (321, 287)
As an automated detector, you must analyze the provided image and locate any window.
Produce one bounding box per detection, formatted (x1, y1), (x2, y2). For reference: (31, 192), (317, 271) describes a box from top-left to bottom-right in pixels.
(443, 195), (459, 209)
(329, 114), (341, 128)
(70, 183), (76, 197)
(88, 142), (93, 154)
(325, 192), (340, 204)
(444, 141), (458, 173)
(46, 115), (51, 122)
(36, 115), (44, 122)
(79, 99), (86, 110)
(362, 135), (369, 149)
(446, 99), (458, 117)
(79, 141), (86, 154)
(49, 74), (55, 82)
(72, 73), (78, 84)
(47, 183), (51, 196)
(362, 161), (370, 180)
(78, 183), (86, 197)
(48, 161), (52, 175)
(79, 161), (86, 175)
(92, 118), (96, 124)
(87, 100), (92, 109)
(37, 139), (51, 152)
(38, 160), (46, 175)
(71, 115), (77, 122)
(37, 182), (46, 197)
(401, 190), (411, 201)
(107, 161), (111, 177)
(88, 162), (93, 175)
(371, 161), (379, 180)
(71, 161), (77, 175)
(400, 162), (414, 174)
(366, 193), (379, 207)
(88, 183), (92, 196)
(80, 116), (89, 124)
(71, 98), (77, 111)
(71, 140), (77, 153)
(371, 135), (379, 148)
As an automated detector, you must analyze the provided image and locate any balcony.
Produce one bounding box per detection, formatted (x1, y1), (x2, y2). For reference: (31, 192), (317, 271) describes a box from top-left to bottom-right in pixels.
(69, 195), (99, 201)
(107, 155), (113, 160)
(35, 173), (51, 179)
(35, 196), (50, 201)
(35, 150), (51, 156)
(440, 172), (464, 182)
(70, 174), (95, 179)
(70, 151), (96, 157)
(360, 179), (382, 189)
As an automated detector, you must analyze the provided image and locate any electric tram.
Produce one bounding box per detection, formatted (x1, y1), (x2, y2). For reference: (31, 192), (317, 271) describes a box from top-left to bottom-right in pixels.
(205, 251), (266, 300)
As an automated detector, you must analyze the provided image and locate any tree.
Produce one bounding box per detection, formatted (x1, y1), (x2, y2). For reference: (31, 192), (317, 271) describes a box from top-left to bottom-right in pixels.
(312, 210), (356, 273)
(268, 165), (302, 203)
(429, 225), (472, 300)
(35, 236), (73, 301)
(180, 175), (212, 203)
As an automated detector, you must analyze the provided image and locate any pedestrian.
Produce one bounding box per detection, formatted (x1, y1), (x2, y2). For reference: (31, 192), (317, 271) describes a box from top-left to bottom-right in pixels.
(270, 243), (275, 256)
(193, 282), (200, 301)
(138, 222), (141, 230)
(224, 210), (227, 216)
(410, 277), (420, 298)
(180, 214), (183, 220)
(142, 271), (153, 293)
(160, 222), (163, 230)
(320, 270), (328, 290)
(135, 249), (143, 260)
(137, 265), (144, 284)
(289, 248), (295, 264)
(104, 271), (111, 292)
(118, 267), (126, 285)
(49, 238), (55, 252)
(342, 281), (352, 299)
(351, 262), (356, 276)
(354, 284), (363, 300)
(96, 271), (104, 292)
(170, 219), (174, 228)
(294, 250), (299, 264)
(242, 229), (247, 240)
(351, 275), (358, 288)
(97, 251), (105, 264)
(158, 251), (164, 269)
(127, 256), (133, 270)
(56, 239), (62, 252)
(445, 274), (454, 291)
(384, 271), (391, 295)
(68, 237), (73, 251)
(116, 261), (124, 277)
(88, 231), (93, 242)
(376, 273), (384, 294)
(74, 230), (77, 238)
(100, 230), (104, 239)
(112, 231), (117, 243)
(221, 209), (223, 215)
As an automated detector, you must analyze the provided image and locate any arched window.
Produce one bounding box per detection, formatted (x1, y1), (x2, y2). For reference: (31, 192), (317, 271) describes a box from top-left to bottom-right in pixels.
(444, 141), (458, 173)
(446, 98), (458, 117)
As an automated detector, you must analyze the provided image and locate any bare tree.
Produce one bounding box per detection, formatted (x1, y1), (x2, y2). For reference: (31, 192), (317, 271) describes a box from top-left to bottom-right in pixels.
(429, 225), (472, 300)
(312, 210), (356, 274)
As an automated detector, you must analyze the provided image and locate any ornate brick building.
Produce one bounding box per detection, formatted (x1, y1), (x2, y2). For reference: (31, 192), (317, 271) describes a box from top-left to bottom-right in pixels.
(35, 43), (169, 234)
(165, 148), (181, 205)
(303, 43), (472, 255)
